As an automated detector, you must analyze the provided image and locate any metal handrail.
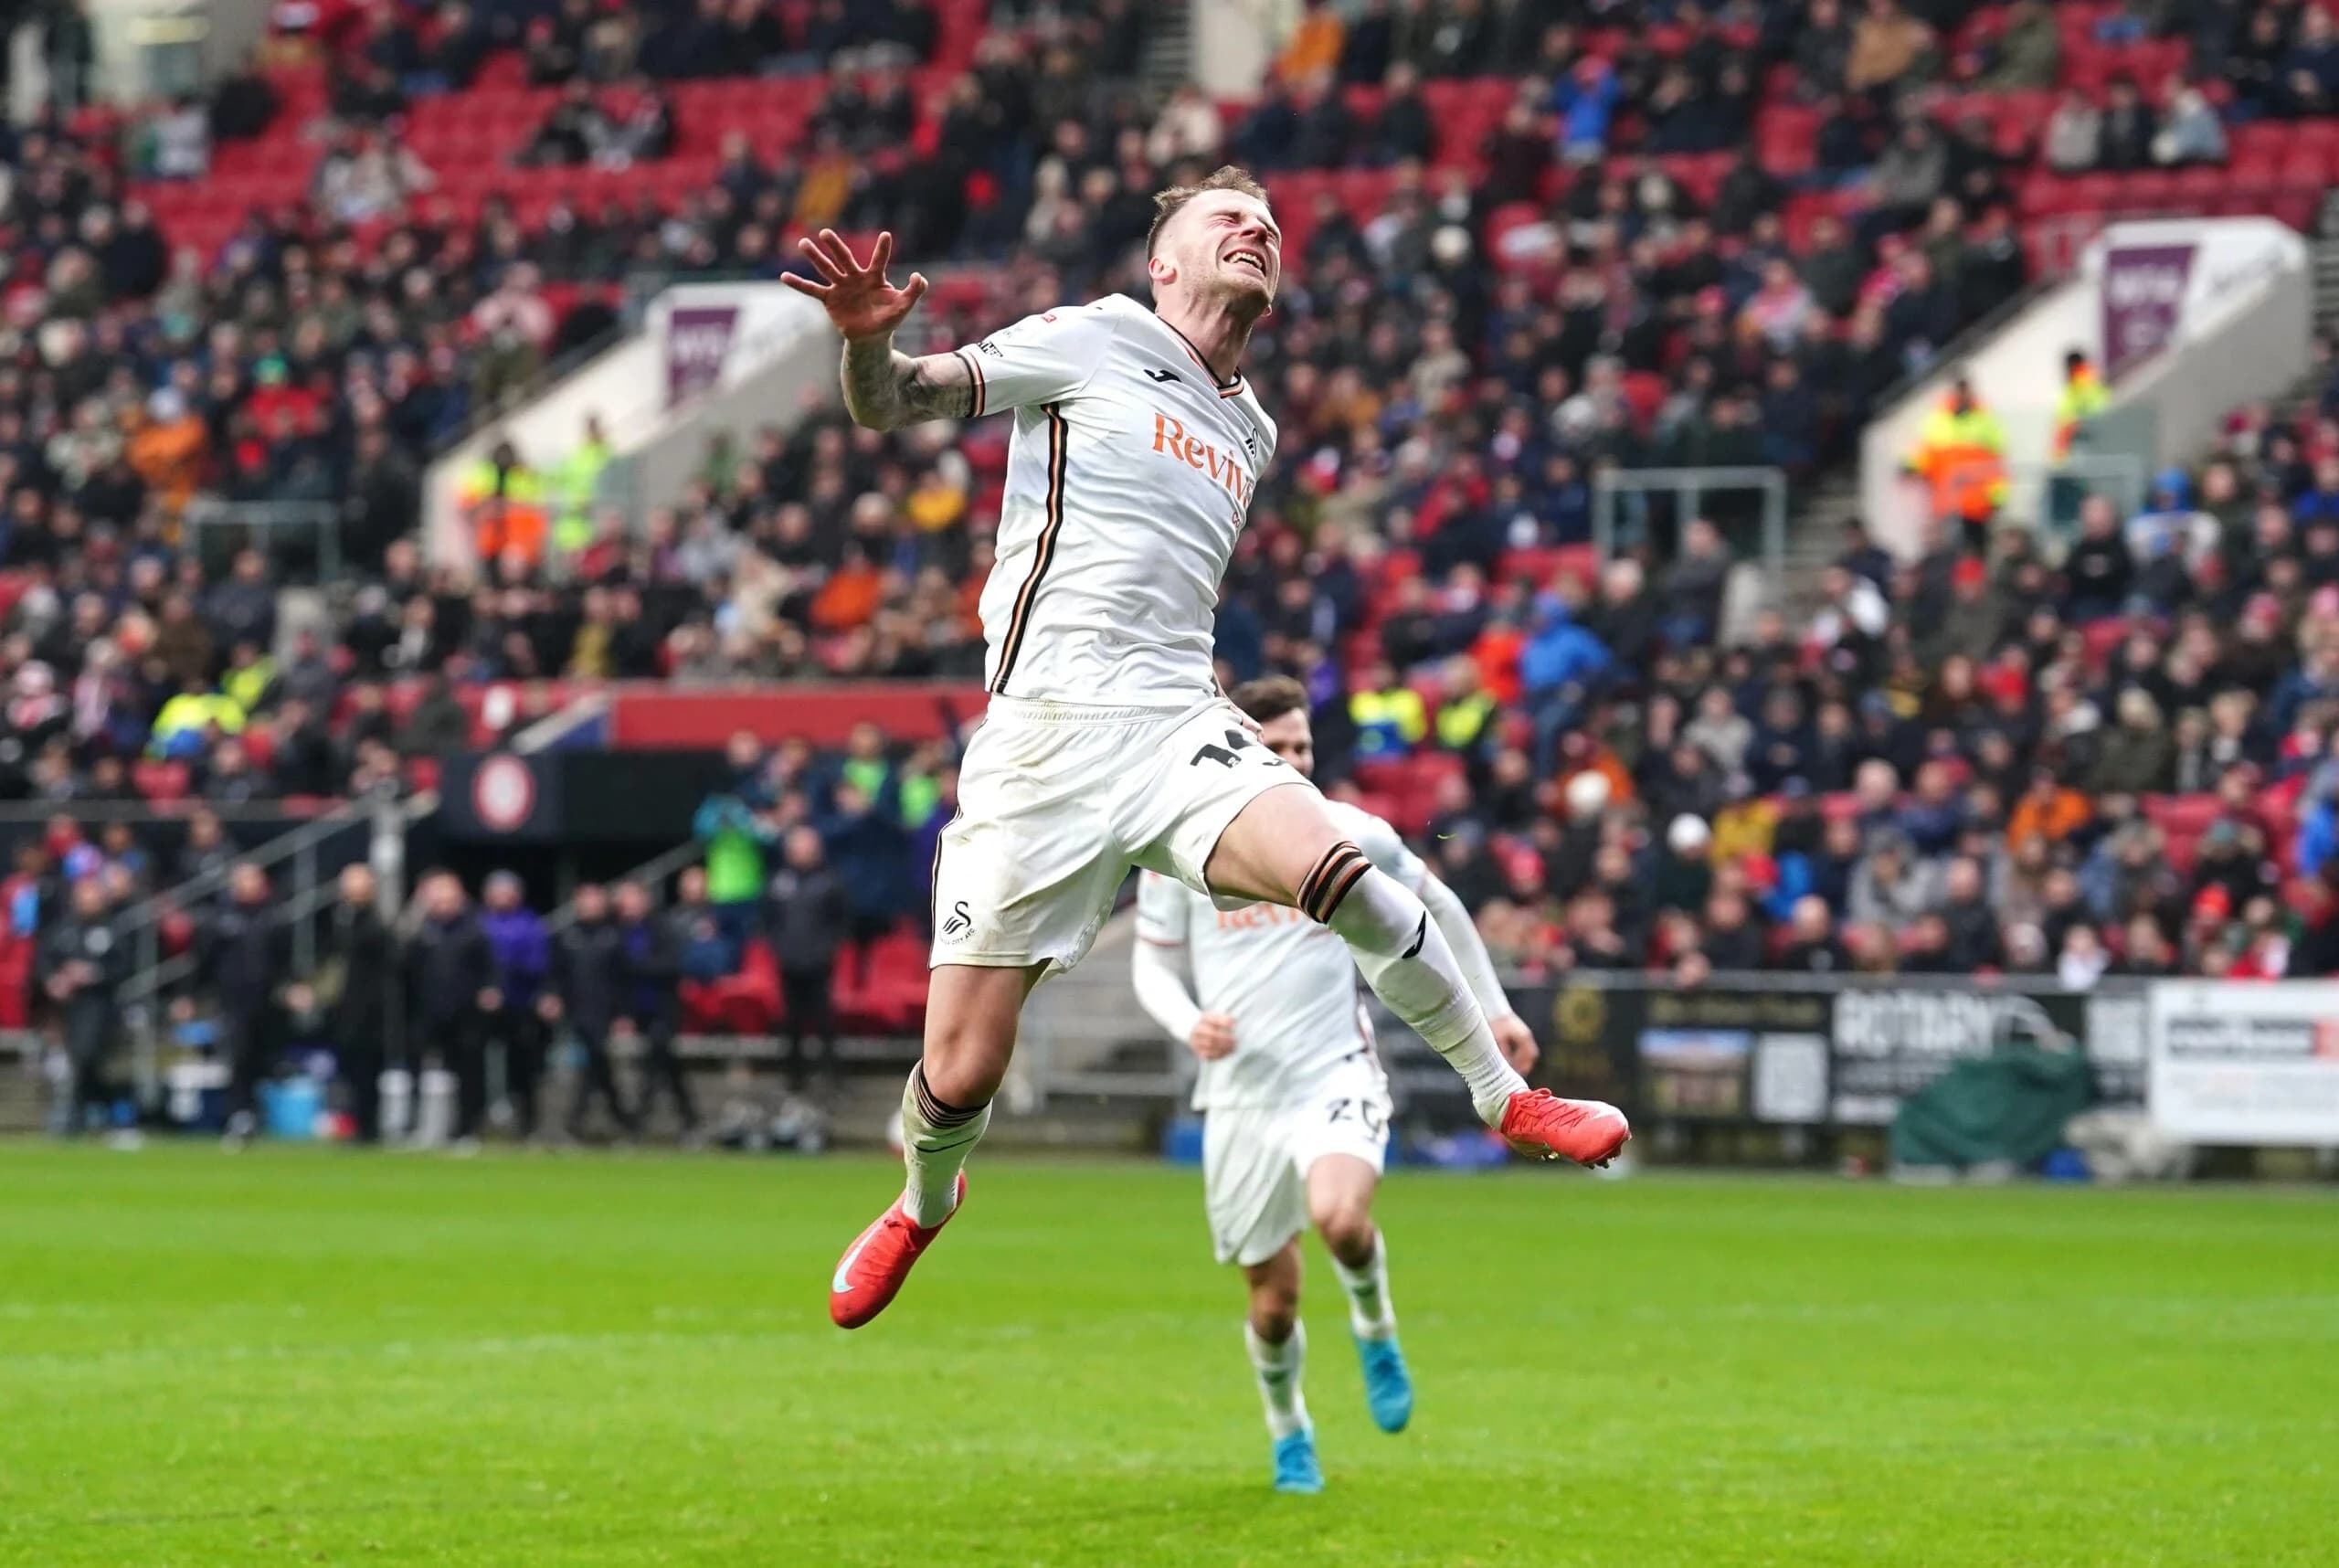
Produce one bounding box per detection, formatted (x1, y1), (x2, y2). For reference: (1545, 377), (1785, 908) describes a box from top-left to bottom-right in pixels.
(544, 837), (706, 936)
(182, 497), (344, 580)
(1593, 465), (1788, 577)
(115, 789), (432, 1008)
(508, 691), (611, 753)
(0, 800), (355, 823)
(108, 790), (383, 940)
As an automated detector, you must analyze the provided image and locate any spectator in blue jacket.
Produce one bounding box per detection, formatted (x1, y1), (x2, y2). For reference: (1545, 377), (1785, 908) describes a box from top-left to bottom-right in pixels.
(818, 772), (912, 978)
(1896, 759), (1967, 857)
(2273, 645), (2339, 737)
(1551, 57), (1620, 162)
(2297, 760), (2339, 882)
(2292, 454), (2339, 525)
(1521, 588), (1613, 774)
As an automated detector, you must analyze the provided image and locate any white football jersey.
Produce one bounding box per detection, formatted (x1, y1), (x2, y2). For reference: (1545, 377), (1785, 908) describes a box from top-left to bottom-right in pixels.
(951, 294), (1277, 706)
(1136, 800), (1425, 1111)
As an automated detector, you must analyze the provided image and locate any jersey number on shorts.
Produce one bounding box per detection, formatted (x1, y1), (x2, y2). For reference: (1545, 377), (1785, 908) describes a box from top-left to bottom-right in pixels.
(1190, 729), (1284, 771)
(1327, 1097), (1386, 1138)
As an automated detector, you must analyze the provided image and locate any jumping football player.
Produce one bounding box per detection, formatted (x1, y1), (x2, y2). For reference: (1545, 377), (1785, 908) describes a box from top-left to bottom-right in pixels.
(785, 166), (1630, 1333)
(1131, 676), (1537, 1493)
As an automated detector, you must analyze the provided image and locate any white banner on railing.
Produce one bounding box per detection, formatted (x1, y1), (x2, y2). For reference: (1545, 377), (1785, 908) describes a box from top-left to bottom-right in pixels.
(2147, 980), (2339, 1144)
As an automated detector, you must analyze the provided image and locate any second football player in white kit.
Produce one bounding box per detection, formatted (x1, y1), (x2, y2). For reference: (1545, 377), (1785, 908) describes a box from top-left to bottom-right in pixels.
(1132, 677), (1535, 1493)
(786, 166), (1629, 1335)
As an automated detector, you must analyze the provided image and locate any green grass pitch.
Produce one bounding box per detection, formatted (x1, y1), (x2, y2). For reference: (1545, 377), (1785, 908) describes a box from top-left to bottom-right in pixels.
(0, 1142), (2333, 1567)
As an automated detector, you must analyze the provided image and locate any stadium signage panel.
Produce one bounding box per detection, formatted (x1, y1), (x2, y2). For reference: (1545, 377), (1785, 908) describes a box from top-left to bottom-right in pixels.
(653, 281), (829, 412)
(2100, 243), (2193, 382)
(446, 749), (735, 844)
(2147, 981), (2339, 1144)
(664, 304), (740, 408)
(1829, 988), (2092, 1125)
(2090, 217), (2309, 385)
(471, 753), (537, 833)
(441, 752), (563, 843)
(1386, 979), (2143, 1131)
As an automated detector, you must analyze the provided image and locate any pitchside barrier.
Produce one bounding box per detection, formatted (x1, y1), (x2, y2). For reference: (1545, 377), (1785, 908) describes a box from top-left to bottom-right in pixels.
(1367, 972), (2339, 1152)
(10, 972), (2338, 1151)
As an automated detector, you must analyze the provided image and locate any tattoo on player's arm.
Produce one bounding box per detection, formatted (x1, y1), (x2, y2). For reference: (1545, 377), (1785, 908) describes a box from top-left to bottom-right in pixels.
(840, 339), (973, 429)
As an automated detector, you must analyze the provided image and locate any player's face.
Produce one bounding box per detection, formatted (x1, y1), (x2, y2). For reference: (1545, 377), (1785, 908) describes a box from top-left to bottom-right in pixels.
(1257, 710), (1313, 779)
(1157, 190), (1281, 312)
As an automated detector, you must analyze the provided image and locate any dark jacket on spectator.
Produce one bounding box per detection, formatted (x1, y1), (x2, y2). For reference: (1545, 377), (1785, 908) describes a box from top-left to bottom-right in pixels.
(320, 900), (397, 1046)
(398, 688), (471, 755)
(552, 917), (627, 1034)
(618, 914), (682, 1027)
(271, 717), (340, 796)
(1775, 935), (1851, 973)
(201, 898), (284, 1019)
(407, 909), (492, 1026)
(42, 906), (129, 1058)
(2065, 533), (2134, 610)
(767, 862), (849, 975)
(1941, 895), (2006, 970)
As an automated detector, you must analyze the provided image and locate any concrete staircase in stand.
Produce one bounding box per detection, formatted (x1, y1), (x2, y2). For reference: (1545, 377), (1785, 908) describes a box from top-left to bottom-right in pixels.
(1138, 1), (1194, 101)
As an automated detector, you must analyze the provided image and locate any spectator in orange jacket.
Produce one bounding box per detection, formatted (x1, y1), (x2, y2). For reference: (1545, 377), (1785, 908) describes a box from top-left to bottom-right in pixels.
(1276, 0), (1344, 83)
(1470, 617), (1525, 706)
(810, 546), (884, 632)
(126, 388), (210, 516)
(2006, 766), (2092, 847)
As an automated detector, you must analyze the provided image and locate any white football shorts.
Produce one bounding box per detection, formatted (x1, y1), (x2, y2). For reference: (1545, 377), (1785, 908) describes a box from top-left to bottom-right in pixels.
(1203, 1050), (1393, 1267)
(929, 694), (1313, 974)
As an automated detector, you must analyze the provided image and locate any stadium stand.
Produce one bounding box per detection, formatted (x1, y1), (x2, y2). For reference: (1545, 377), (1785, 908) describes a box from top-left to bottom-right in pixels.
(9, 0), (2339, 1071)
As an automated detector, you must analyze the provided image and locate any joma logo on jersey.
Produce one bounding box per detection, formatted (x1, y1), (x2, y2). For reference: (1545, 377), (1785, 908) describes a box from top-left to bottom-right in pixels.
(1151, 412), (1254, 503)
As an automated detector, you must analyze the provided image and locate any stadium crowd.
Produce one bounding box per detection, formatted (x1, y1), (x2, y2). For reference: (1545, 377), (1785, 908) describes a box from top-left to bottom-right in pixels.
(11, 0), (2339, 1135)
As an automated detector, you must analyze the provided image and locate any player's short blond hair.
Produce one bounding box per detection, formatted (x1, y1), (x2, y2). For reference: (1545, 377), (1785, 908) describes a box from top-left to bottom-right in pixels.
(1147, 165), (1271, 259)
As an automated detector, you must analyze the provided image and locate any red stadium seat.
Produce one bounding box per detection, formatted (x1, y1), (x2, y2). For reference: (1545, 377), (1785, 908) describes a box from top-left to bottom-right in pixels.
(2169, 165), (2225, 206)
(2278, 144), (2332, 188)
(2116, 170), (2178, 210)
(133, 761), (190, 801)
(1499, 546), (1600, 589)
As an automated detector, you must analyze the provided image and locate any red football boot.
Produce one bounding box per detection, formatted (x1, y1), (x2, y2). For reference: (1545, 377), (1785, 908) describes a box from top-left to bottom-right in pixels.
(1498, 1090), (1631, 1167)
(829, 1173), (967, 1330)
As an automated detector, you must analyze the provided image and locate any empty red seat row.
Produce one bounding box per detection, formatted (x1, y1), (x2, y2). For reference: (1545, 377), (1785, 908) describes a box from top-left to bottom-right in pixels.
(670, 77), (826, 114)
(679, 931), (930, 1035)
(1498, 545), (1600, 590)
(2232, 117), (2339, 160)
(2063, 38), (2193, 93)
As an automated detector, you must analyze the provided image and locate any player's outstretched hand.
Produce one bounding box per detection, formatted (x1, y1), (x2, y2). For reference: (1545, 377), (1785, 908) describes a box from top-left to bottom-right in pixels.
(782, 228), (929, 343)
(1490, 1011), (1539, 1075)
(1190, 1012), (1237, 1061)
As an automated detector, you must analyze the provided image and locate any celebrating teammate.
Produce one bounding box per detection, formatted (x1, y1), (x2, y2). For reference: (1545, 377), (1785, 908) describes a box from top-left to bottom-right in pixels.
(784, 166), (1629, 1334)
(1131, 676), (1536, 1493)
